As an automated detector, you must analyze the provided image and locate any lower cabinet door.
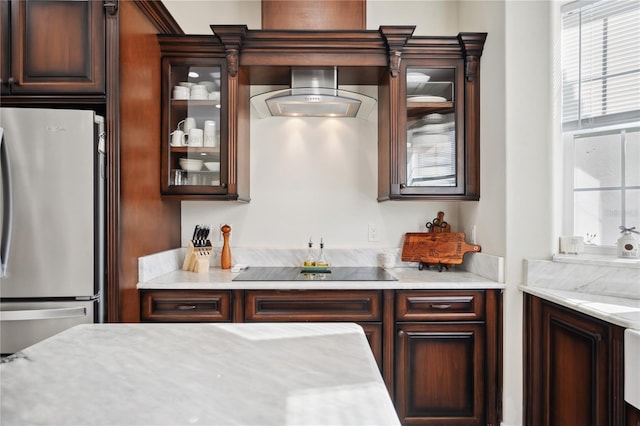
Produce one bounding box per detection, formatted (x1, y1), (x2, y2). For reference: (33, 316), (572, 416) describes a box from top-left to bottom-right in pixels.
(395, 322), (485, 425)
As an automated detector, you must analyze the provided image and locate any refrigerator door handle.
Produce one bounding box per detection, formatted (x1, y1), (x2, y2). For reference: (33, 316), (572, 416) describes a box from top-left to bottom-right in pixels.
(0, 127), (14, 278)
(0, 307), (87, 321)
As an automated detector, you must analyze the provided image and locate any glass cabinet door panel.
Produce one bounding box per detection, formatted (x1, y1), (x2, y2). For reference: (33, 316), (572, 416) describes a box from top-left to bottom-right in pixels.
(166, 64), (224, 191)
(404, 66), (462, 192)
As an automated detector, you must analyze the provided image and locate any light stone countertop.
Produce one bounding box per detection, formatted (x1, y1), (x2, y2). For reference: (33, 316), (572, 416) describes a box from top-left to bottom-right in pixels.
(0, 322), (400, 426)
(522, 257), (640, 330)
(137, 266), (505, 290)
(136, 248), (505, 290)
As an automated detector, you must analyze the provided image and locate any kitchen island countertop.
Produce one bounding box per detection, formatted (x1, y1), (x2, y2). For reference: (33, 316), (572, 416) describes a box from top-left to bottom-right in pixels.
(0, 322), (400, 426)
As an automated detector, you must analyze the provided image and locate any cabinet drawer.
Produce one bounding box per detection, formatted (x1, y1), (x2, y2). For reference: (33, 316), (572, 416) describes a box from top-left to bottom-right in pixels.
(396, 290), (485, 321)
(245, 290), (382, 322)
(140, 290), (232, 322)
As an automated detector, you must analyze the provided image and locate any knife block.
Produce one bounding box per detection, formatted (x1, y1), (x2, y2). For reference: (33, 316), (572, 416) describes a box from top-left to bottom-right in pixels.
(182, 241), (212, 273)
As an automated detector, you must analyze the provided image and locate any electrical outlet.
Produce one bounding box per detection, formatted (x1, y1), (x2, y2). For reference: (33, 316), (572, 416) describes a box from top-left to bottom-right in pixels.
(471, 225), (477, 244)
(368, 224), (379, 242)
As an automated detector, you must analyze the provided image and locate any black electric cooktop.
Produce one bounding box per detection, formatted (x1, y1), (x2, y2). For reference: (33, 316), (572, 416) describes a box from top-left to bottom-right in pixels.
(232, 266), (398, 281)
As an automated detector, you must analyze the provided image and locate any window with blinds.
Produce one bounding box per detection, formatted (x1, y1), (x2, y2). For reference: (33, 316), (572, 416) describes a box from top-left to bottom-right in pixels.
(561, 0), (640, 130)
(561, 0), (640, 248)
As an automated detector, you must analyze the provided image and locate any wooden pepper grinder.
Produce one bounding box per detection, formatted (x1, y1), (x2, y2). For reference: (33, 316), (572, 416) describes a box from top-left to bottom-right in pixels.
(220, 224), (232, 269)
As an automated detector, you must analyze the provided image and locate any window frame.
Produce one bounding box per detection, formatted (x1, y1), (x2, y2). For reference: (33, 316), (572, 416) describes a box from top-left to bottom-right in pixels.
(560, 0), (640, 252)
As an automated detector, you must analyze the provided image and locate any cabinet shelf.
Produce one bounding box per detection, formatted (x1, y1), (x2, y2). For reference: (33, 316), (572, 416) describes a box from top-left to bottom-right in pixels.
(170, 99), (221, 107)
(170, 147), (220, 154)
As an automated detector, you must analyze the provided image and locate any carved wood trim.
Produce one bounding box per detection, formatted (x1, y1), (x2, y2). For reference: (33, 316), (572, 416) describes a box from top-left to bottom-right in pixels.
(458, 32), (487, 82)
(210, 25), (248, 78)
(132, 0), (183, 35)
(379, 26), (415, 77)
(104, 0), (120, 322)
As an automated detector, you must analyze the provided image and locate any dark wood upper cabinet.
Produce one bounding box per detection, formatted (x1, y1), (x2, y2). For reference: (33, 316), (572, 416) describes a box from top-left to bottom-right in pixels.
(1, 0), (105, 97)
(158, 31), (250, 201)
(158, 26), (486, 202)
(378, 32), (487, 200)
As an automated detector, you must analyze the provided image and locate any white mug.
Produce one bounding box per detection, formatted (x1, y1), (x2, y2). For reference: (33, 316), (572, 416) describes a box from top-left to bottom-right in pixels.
(190, 85), (208, 100)
(378, 252), (396, 269)
(172, 86), (189, 100)
(177, 117), (196, 134)
(204, 120), (217, 147)
(188, 128), (204, 147)
(177, 81), (194, 88)
(170, 129), (187, 147)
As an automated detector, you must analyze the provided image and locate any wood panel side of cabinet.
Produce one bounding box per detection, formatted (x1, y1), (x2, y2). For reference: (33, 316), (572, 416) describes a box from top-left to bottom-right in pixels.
(1, 1), (10, 94)
(117, 0), (181, 323)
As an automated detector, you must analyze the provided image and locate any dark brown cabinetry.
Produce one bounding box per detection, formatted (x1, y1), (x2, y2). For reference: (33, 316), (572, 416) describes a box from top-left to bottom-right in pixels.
(378, 33), (486, 200)
(158, 34), (249, 201)
(0, 0), (105, 97)
(158, 27), (485, 202)
(524, 294), (626, 426)
(394, 290), (499, 425)
(244, 290), (384, 370)
(140, 287), (502, 425)
(140, 290), (233, 322)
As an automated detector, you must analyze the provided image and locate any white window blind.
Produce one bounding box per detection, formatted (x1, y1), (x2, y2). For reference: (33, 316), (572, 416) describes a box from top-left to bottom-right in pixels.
(561, 0), (640, 131)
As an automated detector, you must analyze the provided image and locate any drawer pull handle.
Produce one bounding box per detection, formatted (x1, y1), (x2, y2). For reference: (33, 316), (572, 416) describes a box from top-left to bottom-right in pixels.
(430, 303), (452, 310)
(177, 304), (197, 310)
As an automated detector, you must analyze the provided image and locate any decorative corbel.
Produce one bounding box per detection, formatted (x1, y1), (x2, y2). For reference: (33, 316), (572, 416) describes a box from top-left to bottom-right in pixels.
(379, 26), (415, 78)
(389, 51), (402, 78)
(210, 25), (248, 79)
(457, 32), (487, 82)
(104, 0), (118, 16)
(465, 56), (479, 82)
(226, 49), (239, 78)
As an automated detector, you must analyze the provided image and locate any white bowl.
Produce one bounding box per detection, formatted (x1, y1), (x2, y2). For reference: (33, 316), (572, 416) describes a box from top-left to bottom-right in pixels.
(179, 158), (203, 171)
(407, 72), (430, 94)
(204, 162), (220, 172)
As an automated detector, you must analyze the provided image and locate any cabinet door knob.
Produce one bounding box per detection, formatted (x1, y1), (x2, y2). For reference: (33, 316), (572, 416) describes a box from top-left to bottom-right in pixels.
(398, 330), (405, 337)
(6, 77), (15, 86)
(430, 303), (452, 310)
(177, 304), (197, 310)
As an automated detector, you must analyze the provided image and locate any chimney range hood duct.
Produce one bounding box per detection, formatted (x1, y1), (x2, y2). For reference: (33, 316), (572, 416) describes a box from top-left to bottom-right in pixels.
(250, 67), (376, 119)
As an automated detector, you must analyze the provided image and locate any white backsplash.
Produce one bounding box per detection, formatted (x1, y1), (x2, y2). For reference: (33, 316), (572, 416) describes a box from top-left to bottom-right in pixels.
(524, 257), (640, 300)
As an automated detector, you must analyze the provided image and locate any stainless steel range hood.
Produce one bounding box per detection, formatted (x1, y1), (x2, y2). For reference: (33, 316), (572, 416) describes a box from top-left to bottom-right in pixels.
(250, 67), (377, 119)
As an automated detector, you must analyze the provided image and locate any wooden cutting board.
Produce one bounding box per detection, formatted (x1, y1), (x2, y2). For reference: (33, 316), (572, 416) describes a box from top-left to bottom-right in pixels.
(401, 232), (481, 266)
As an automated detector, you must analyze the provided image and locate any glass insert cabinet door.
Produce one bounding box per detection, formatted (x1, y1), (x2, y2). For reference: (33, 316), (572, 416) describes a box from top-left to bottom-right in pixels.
(402, 63), (465, 195)
(161, 59), (227, 196)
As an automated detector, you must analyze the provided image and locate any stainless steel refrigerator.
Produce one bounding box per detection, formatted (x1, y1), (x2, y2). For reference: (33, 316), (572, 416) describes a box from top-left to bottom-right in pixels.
(0, 107), (105, 355)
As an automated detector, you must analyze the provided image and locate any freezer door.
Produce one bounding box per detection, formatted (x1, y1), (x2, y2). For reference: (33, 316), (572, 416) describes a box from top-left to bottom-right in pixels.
(0, 108), (97, 298)
(0, 300), (95, 355)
